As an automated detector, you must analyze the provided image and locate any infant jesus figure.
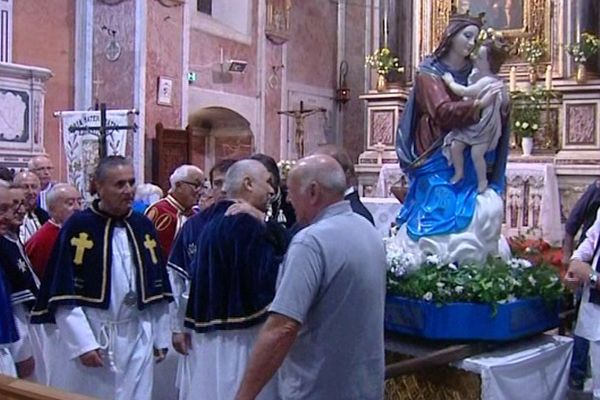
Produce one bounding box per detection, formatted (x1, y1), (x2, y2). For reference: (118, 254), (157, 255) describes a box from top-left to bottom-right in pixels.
(442, 37), (509, 193)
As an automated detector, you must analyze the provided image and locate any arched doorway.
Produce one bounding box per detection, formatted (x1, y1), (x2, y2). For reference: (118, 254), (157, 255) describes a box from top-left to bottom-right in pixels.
(188, 106), (254, 172)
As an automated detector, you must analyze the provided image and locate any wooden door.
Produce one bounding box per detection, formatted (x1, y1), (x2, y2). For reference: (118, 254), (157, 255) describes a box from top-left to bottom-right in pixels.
(153, 122), (192, 192)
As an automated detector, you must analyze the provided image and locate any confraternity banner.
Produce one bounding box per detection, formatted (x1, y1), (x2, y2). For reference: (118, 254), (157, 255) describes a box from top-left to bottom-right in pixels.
(56, 109), (135, 202)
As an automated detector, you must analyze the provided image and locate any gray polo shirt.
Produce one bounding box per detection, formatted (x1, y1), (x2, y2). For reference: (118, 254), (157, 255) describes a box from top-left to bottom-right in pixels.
(270, 200), (386, 400)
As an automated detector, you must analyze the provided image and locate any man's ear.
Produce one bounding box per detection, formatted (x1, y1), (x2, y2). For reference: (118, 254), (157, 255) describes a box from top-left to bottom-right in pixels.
(308, 182), (318, 200)
(243, 176), (253, 191)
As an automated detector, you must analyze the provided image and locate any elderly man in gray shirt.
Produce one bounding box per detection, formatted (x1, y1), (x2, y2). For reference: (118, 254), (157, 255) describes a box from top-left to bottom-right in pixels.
(235, 154), (387, 400)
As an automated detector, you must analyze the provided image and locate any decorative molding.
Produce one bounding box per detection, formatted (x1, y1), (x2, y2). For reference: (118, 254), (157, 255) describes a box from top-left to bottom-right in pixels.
(156, 0), (184, 7)
(370, 109), (395, 147)
(0, 0), (12, 63)
(265, 0), (291, 45)
(0, 63), (51, 166)
(565, 103), (597, 146)
(74, 0), (94, 110)
(134, 0), (147, 184)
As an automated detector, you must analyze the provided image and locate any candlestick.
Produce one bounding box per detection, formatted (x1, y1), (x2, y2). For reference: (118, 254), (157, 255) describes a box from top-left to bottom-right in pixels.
(509, 66), (516, 92)
(545, 65), (552, 90)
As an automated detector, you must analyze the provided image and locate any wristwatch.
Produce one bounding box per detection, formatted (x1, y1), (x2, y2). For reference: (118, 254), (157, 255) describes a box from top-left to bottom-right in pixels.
(590, 271), (599, 288)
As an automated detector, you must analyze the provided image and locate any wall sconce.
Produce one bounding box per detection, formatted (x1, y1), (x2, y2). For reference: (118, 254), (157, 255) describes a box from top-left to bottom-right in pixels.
(335, 61), (351, 109)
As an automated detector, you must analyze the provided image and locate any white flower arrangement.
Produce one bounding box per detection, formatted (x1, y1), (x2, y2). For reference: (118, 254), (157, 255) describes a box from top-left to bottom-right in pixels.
(384, 237), (564, 305)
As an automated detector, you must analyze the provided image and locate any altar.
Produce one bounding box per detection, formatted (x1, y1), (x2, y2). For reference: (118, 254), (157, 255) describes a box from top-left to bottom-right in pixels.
(368, 161), (563, 245)
(385, 334), (572, 400)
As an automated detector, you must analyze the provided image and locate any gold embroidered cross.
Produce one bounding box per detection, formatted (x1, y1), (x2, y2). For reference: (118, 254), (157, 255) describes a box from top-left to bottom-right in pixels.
(70, 233), (93, 265)
(144, 234), (158, 264)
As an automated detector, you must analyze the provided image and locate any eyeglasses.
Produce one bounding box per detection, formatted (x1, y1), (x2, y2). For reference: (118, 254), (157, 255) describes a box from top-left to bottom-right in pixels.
(180, 180), (206, 190)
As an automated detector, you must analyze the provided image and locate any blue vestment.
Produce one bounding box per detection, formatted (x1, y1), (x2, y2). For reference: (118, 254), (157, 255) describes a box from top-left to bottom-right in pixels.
(184, 200), (288, 333)
(0, 266), (18, 345)
(31, 201), (173, 323)
(395, 57), (510, 240)
(0, 235), (38, 308)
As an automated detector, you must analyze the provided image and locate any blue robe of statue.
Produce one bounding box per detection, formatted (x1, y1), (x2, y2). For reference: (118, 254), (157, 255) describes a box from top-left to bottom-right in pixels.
(395, 56), (510, 240)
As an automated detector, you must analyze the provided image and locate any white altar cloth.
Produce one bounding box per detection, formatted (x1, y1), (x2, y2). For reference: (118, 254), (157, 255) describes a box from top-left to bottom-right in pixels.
(385, 334), (572, 400)
(373, 162), (563, 245)
(361, 197), (401, 237)
(455, 335), (572, 400)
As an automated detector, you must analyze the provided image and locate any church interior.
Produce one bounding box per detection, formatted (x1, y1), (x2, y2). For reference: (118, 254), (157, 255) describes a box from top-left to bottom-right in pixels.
(1, 0), (600, 399)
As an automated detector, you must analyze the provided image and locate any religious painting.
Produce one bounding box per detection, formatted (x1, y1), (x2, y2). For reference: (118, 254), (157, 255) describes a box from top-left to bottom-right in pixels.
(455, 0), (524, 31)
(427, 0), (551, 62)
(157, 76), (173, 106)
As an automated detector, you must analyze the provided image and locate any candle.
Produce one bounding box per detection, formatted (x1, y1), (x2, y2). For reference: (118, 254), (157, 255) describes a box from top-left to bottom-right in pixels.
(267, 3), (273, 26)
(509, 66), (516, 92)
(545, 65), (552, 90)
(382, 0), (389, 47)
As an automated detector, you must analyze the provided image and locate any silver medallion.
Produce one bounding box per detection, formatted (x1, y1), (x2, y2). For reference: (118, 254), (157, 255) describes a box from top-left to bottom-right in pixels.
(124, 291), (137, 307)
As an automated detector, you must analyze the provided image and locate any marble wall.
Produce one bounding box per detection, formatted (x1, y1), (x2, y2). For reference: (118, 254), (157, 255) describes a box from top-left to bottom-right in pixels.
(342, 1), (368, 162)
(12, 0), (76, 181)
(93, 1), (136, 109)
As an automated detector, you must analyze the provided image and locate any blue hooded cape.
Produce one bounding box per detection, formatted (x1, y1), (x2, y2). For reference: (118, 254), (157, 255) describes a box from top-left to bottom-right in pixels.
(31, 201), (173, 324)
(184, 200), (288, 333)
(395, 57), (510, 240)
(0, 267), (18, 345)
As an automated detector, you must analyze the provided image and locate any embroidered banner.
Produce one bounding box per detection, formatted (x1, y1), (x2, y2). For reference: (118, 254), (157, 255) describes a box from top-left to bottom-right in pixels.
(56, 110), (134, 202)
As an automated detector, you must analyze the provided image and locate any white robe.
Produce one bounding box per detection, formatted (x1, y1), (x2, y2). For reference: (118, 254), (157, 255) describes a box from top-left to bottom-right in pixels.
(183, 325), (279, 400)
(164, 269), (191, 400)
(52, 228), (170, 400)
(0, 346), (16, 377)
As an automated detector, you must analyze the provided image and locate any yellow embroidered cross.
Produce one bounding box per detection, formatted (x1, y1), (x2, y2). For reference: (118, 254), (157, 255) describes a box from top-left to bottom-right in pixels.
(70, 233), (93, 265)
(144, 234), (158, 264)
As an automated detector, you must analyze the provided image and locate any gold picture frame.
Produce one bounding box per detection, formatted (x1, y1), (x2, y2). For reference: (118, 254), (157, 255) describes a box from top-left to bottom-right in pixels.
(428, 0), (551, 53)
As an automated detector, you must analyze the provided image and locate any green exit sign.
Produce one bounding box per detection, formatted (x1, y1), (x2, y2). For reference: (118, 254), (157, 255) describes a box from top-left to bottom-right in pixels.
(187, 72), (197, 82)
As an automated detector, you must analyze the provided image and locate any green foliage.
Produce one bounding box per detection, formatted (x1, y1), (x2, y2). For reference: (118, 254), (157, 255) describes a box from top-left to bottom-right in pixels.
(567, 32), (600, 64)
(365, 47), (405, 76)
(518, 38), (546, 66)
(510, 88), (561, 139)
(387, 256), (564, 308)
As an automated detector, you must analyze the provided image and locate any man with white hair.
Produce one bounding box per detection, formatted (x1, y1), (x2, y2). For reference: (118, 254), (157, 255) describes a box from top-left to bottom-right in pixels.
(145, 165), (205, 258)
(13, 171), (49, 243)
(25, 184), (82, 278)
(28, 154), (55, 212)
(176, 159), (287, 400)
(236, 155), (386, 400)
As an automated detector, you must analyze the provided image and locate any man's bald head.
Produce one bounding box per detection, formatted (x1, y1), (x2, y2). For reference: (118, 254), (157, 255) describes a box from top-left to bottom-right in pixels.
(311, 145), (355, 188)
(46, 184), (83, 225)
(28, 154), (54, 189)
(289, 155), (347, 195)
(287, 155), (346, 225)
(223, 159), (275, 212)
(13, 171), (41, 212)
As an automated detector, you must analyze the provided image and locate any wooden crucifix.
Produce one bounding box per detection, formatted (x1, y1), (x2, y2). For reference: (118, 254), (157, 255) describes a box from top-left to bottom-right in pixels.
(68, 103), (136, 159)
(278, 101), (326, 158)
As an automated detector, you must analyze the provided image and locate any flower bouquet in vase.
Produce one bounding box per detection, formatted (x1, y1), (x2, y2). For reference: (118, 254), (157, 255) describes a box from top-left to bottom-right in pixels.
(365, 47), (405, 92)
(518, 39), (546, 85)
(566, 32), (600, 84)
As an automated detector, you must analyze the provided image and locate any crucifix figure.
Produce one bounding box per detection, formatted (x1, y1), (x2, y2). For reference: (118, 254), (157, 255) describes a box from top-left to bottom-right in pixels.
(278, 101), (326, 158)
